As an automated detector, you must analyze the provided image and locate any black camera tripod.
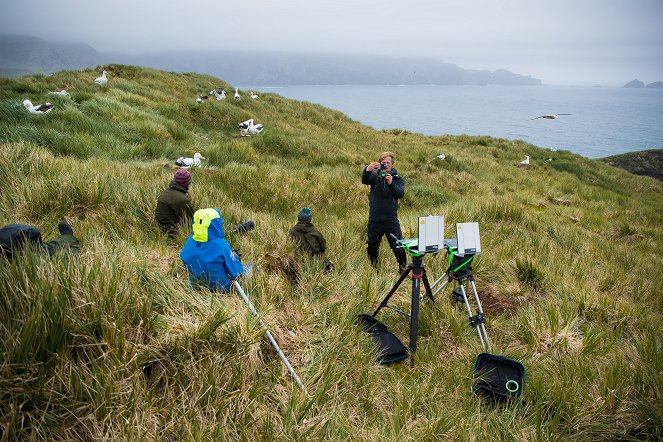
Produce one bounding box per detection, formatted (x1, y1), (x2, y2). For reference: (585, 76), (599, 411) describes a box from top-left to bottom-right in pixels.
(371, 251), (436, 361)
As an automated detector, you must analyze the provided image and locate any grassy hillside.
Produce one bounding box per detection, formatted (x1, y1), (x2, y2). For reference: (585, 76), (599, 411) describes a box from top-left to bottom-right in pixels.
(1, 65), (662, 441)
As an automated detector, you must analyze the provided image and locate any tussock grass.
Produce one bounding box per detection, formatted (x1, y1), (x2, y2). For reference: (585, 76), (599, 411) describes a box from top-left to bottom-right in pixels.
(1, 66), (662, 440)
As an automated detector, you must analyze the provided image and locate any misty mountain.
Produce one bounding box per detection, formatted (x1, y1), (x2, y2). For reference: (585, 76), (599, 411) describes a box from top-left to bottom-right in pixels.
(0, 34), (541, 86)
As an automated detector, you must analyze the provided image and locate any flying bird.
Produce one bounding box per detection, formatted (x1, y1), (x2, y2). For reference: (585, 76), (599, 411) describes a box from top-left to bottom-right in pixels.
(520, 155), (530, 165)
(239, 118), (264, 135)
(23, 99), (54, 114)
(528, 113), (572, 121)
(95, 70), (108, 85)
(175, 152), (206, 168)
(234, 89), (241, 101)
(49, 90), (70, 96)
(250, 91), (259, 100)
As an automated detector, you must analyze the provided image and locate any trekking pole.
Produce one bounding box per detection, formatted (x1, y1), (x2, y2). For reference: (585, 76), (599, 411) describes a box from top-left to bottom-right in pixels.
(232, 280), (308, 395)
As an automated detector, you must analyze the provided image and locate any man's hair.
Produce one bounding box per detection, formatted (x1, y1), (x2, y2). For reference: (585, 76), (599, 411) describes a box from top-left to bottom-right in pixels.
(379, 151), (395, 163)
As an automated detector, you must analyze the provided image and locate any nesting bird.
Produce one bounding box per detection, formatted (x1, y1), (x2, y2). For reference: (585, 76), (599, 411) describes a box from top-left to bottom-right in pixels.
(528, 113), (572, 121)
(234, 89), (241, 101)
(250, 91), (259, 100)
(175, 152), (206, 168)
(23, 99), (54, 114)
(239, 118), (264, 135)
(95, 70), (108, 85)
(49, 90), (70, 96)
(210, 89), (226, 100)
(520, 155), (530, 165)
(436, 154), (446, 160)
(196, 95), (209, 104)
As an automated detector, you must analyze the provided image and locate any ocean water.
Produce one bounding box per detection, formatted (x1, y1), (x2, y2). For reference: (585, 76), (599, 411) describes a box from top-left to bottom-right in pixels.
(243, 84), (663, 158)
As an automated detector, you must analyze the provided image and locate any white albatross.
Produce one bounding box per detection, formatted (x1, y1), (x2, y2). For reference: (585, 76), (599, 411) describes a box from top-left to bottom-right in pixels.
(250, 91), (259, 100)
(436, 154), (446, 160)
(520, 155), (530, 165)
(23, 99), (54, 114)
(239, 118), (264, 135)
(175, 152), (206, 168)
(95, 70), (108, 85)
(234, 89), (241, 101)
(196, 94), (209, 104)
(528, 113), (572, 121)
(210, 89), (226, 100)
(49, 90), (70, 96)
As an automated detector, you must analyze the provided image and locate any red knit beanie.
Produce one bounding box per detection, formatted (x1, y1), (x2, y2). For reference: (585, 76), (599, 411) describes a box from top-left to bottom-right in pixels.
(174, 169), (192, 188)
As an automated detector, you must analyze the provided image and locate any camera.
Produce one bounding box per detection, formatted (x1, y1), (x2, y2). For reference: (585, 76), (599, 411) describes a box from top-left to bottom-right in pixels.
(378, 162), (390, 177)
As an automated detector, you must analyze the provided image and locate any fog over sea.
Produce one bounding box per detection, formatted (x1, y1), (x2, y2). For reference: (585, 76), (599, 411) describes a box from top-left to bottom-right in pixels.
(242, 84), (663, 158)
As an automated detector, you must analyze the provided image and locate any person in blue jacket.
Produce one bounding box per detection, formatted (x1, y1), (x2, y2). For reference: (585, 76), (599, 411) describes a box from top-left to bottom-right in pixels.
(180, 208), (246, 292)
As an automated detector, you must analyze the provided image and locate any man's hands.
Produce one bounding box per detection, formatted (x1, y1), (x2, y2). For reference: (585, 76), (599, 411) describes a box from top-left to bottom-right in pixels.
(366, 161), (393, 185)
(366, 161), (381, 172)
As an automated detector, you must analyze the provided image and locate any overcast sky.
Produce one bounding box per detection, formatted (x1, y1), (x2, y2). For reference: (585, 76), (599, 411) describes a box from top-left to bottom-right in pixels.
(2, 0), (662, 85)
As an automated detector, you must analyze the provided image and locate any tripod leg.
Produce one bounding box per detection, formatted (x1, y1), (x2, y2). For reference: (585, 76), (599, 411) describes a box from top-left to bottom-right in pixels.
(431, 273), (450, 298)
(372, 265), (412, 317)
(409, 267), (423, 364)
(459, 284), (486, 349)
(470, 279), (491, 350)
(421, 269), (435, 302)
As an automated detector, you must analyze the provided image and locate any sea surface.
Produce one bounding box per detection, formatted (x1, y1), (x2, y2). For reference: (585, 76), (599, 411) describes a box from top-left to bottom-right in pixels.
(241, 84), (663, 158)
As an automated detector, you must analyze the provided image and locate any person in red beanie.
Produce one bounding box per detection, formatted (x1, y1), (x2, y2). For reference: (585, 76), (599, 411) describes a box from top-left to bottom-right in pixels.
(155, 169), (195, 236)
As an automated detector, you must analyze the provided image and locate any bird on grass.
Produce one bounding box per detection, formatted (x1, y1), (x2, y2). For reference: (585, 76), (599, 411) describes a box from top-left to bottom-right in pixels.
(234, 89), (241, 101)
(436, 154), (446, 160)
(544, 158), (553, 163)
(196, 95), (209, 104)
(520, 155), (530, 166)
(175, 152), (206, 168)
(528, 113), (572, 121)
(210, 89), (226, 100)
(23, 99), (54, 114)
(95, 70), (108, 85)
(239, 118), (264, 135)
(250, 91), (259, 100)
(49, 90), (70, 96)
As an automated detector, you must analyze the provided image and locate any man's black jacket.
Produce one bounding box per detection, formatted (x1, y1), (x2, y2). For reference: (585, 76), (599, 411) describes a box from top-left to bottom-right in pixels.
(361, 167), (405, 221)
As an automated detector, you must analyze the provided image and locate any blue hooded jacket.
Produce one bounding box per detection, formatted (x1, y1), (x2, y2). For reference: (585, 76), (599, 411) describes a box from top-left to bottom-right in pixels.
(180, 208), (245, 292)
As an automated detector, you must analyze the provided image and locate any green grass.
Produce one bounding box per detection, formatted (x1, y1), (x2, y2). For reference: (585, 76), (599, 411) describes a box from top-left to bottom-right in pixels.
(1, 65), (662, 440)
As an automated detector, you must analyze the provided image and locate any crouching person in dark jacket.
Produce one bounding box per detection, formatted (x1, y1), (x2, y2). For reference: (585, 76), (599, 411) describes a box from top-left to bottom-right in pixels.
(180, 208), (247, 292)
(289, 207), (334, 274)
(155, 169), (195, 236)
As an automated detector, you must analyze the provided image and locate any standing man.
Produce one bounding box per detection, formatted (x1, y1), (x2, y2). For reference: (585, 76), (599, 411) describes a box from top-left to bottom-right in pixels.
(155, 169), (195, 236)
(362, 151), (408, 273)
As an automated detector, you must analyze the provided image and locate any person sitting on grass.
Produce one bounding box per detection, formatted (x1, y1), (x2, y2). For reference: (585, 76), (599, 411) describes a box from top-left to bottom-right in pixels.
(0, 220), (79, 261)
(180, 208), (249, 292)
(288, 207), (334, 274)
(155, 169), (195, 236)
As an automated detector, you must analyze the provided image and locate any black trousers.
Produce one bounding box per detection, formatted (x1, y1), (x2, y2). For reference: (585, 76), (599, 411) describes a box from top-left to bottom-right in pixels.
(367, 218), (407, 269)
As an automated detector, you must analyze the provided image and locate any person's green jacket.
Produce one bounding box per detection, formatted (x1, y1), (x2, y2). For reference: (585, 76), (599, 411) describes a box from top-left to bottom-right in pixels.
(289, 222), (326, 256)
(155, 181), (194, 234)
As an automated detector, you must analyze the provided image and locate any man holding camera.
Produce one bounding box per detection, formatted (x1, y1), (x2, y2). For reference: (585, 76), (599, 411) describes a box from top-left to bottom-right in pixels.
(362, 151), (408, 273)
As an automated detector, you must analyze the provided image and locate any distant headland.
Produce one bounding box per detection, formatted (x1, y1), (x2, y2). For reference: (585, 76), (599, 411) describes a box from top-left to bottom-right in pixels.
(623, 79), (663, 88)
(0, 34), (541, 86)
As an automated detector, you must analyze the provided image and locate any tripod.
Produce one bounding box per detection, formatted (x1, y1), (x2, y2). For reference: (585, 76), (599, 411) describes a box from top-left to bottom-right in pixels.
(429, 247), (491, 350)
(372, 251), (436, 362)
